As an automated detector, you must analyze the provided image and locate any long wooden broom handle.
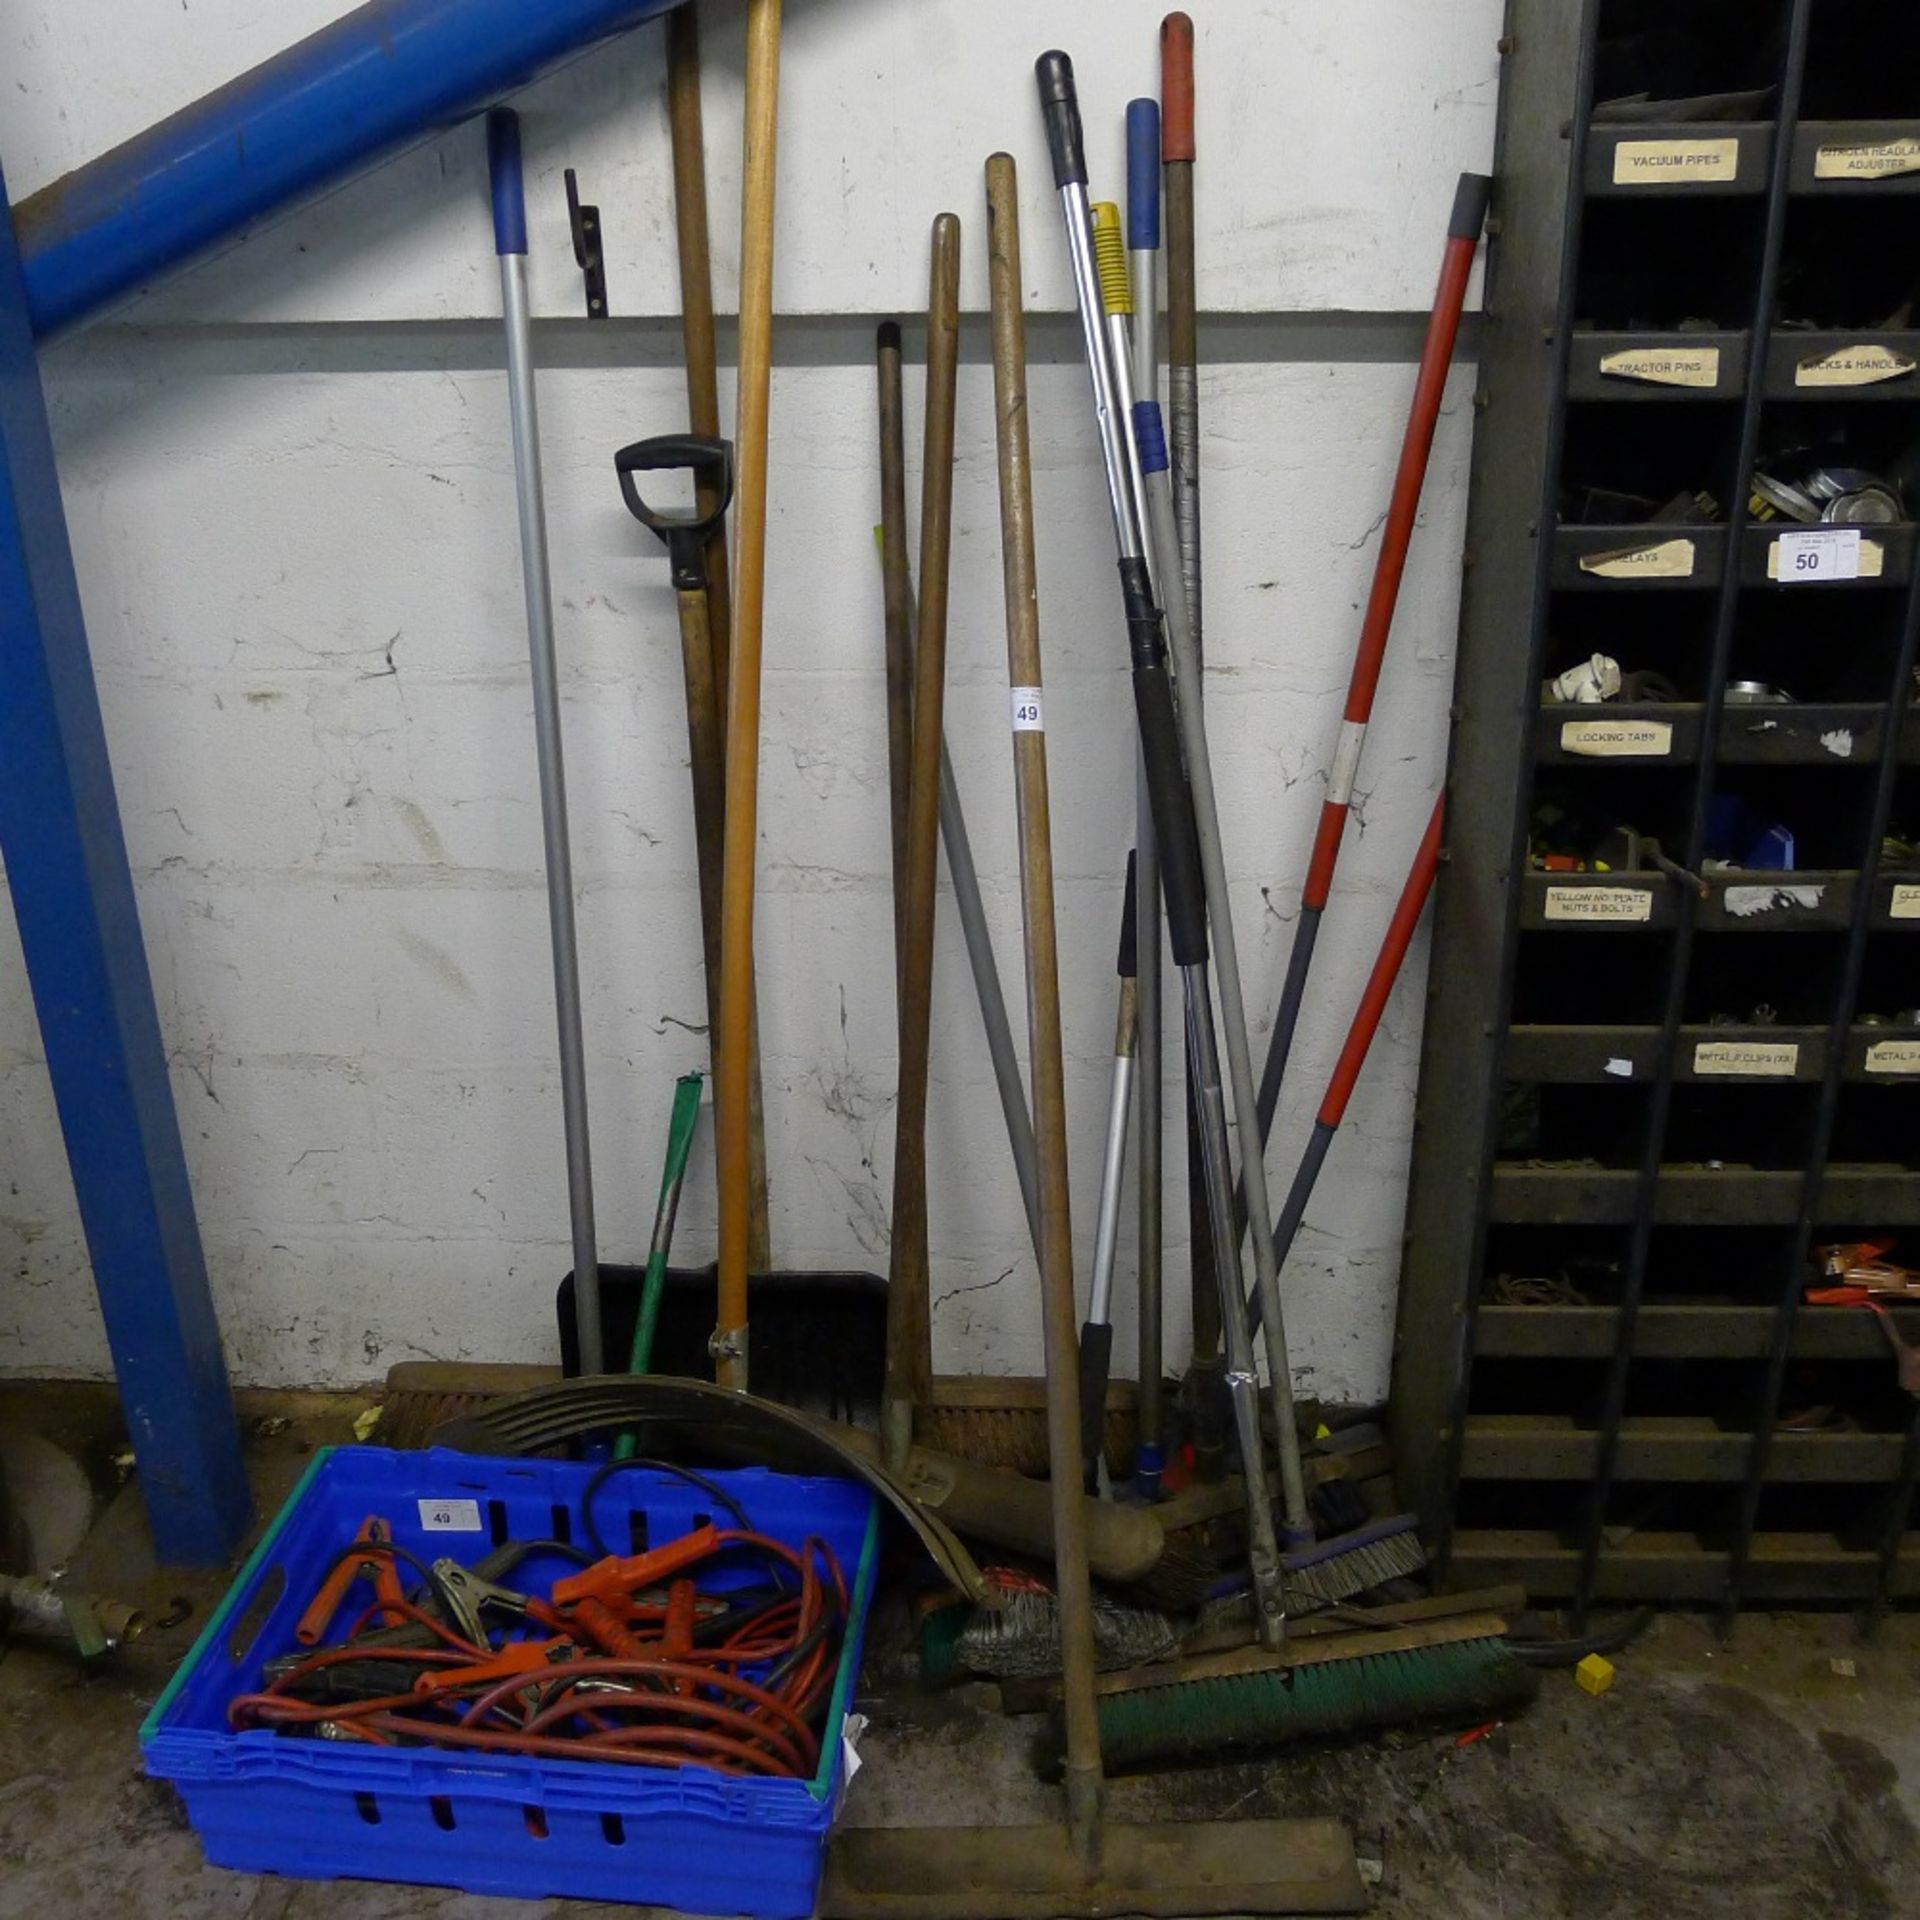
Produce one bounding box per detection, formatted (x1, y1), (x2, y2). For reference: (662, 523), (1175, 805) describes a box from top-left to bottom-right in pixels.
(875, 322), (915, 1004)
(882, 213), (961, 1472)
(986, 151), (1104, 1858)
(667, 2), (770, 1276)
(715, 0), (781, 1392)
(667, 5), (733, 688)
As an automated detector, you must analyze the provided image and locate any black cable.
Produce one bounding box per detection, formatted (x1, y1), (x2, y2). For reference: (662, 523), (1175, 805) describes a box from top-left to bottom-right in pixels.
(580, 1455), (753, 1560)
(1503, 1604), (1656, 1667)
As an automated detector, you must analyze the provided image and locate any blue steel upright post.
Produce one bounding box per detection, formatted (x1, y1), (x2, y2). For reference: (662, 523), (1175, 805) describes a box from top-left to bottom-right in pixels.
(0, 0), (682, 1562)
(0, 150), (250, 1563)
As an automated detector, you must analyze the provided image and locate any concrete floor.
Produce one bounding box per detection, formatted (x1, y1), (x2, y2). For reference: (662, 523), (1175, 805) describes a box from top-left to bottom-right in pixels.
(2, 1385), (1916, 1919)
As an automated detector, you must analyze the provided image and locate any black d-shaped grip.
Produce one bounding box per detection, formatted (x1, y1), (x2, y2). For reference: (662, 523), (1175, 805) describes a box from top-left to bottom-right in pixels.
(614, 434), (734, 590)
(1035, 50), (1088, 190)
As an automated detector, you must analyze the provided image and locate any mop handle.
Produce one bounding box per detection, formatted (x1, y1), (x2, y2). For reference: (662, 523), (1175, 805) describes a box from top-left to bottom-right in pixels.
(1127, 100), (1160, 249)
(1031, 68), (1211, 972)
(1302, 173), (1489, 909)
(1322, 797), (1444, 1128)
(1250, 796), (1444, 1334)
(487, 108), (526, 256)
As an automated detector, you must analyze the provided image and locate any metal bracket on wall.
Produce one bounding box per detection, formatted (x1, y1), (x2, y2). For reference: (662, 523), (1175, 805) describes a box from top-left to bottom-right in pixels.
(566, 168), (610, 318)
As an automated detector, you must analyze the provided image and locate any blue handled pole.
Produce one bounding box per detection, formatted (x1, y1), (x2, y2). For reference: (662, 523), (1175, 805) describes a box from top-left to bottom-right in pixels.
(488, 109), (603, 1375)
(1123, 95), (1167, 1500)
(15, 0), (685, 339)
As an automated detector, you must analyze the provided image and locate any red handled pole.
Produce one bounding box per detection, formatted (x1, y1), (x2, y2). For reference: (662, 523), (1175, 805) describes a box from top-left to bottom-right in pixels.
(1252, 177), (1488, 1155)
(1251, 796), (1443, 1330)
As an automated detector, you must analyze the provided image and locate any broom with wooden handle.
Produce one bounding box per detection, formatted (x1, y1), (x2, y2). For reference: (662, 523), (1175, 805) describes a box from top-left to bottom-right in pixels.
(714, 0), (781, 1391)
(665, 1), (771, 1273)
(883, 213), (962, 1472)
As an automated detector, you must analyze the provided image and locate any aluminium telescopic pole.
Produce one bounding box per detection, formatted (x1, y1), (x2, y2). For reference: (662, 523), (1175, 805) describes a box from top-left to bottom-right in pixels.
(1036, 50), (1286, 1647)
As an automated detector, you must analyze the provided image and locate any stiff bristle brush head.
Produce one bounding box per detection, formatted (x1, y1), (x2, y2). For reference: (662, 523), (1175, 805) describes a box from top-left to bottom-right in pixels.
(1283, 1513), (1428, 1610)
(953, 1588), (1183, 1681)
(1123, 1527), (1224, 1612)
(1043, 1636), (1538, 1777)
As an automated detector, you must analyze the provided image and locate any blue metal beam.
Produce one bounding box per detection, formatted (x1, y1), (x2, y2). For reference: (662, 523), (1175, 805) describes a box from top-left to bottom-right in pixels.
(0, 150), (250, 1562)
(1, 0), (685, 1560)
(14, 0), (684, 339)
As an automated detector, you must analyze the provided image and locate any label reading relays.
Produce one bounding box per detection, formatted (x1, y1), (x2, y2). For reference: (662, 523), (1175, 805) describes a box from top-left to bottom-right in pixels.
(1612, 137), (1741, 186)
(1578, 537), (1696, 581)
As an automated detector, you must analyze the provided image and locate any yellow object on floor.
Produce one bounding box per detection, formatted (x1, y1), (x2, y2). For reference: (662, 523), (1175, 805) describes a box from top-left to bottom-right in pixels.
(1576, 1653), (1616, 1697)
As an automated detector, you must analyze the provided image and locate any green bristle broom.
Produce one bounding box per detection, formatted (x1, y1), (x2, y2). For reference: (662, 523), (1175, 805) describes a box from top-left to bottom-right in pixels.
(1041, 1614), (1538, 1776)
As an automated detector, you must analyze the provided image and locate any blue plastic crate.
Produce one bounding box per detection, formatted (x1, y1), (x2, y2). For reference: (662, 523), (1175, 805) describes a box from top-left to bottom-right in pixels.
(142, 1445), (880, 1918)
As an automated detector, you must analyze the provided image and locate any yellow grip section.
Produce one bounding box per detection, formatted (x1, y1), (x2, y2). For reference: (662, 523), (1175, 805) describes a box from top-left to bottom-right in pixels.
(1090, 201), (1132, 317)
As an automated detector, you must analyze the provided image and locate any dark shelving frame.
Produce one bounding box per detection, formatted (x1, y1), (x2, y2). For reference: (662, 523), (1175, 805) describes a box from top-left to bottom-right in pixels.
(1393, 0), (1920, 1619)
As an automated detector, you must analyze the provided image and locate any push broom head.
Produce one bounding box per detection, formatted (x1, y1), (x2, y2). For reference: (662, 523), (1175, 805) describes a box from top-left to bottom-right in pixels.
(954, 1586), (1183, 1681)
(1283, 1512), (1429, 1609)
(1040, 1615), (1537, 1777)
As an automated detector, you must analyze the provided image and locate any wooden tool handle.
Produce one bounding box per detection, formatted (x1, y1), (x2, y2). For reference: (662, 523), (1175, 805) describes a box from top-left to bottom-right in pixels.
(667, 3), (734, 695)
(883, 214), (962, 1472)
(676, 587), (728, 1025)
(875, 322), (915, 1002)
(715, 0), (782, 1390)
(987, 146), (1104, 1849)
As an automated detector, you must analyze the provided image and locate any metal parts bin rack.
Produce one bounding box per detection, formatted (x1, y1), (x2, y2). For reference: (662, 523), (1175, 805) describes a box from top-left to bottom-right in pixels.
(1395, 0), (1920, 1621)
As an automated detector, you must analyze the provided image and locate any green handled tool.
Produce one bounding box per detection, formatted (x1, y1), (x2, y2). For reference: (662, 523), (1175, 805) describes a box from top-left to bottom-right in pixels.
(614, 1071), (706, 1461)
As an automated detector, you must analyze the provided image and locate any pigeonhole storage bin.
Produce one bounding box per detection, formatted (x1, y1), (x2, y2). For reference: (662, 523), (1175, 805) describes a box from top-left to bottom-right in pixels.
(142, 1445), (880, 1918)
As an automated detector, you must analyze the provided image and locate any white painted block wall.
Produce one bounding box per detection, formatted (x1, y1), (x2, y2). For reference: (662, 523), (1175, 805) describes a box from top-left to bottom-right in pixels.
(0, 0), (1500, 1403)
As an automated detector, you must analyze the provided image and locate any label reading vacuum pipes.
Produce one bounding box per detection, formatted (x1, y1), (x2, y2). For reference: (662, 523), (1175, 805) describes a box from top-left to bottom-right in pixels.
(1009, 687), (1044, 732)
(1814, 136), (1920, 181)
(1560, 719), (1674, 757)
(1865, 1040), (1920, 1076)
(418, 1497), (483, 1532)
(1795, 344), (1917, 389)
(1693, 1040), (1800, 1077)
(1599, 345), (1721, 388)
(1612, 138), (1741, 185)
(1578, 537), (1696, 580)
(1892, 884), (1920, 921)
(1770, 529), (1874, 582)
(1544, 885), (1654, 924)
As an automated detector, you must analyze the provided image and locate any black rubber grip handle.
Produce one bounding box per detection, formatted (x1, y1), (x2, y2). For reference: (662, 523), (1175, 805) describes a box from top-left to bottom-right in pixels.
(1077, 1318), (1113, 1491)
(614, 433), (734, 530)
(1120, 558), (1207, 967)
(1117, 847), (1139, 979)
(1035, 51), (1088, 189)
(1450, 172), (1493, 240)
(613, 434), (734, 591)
